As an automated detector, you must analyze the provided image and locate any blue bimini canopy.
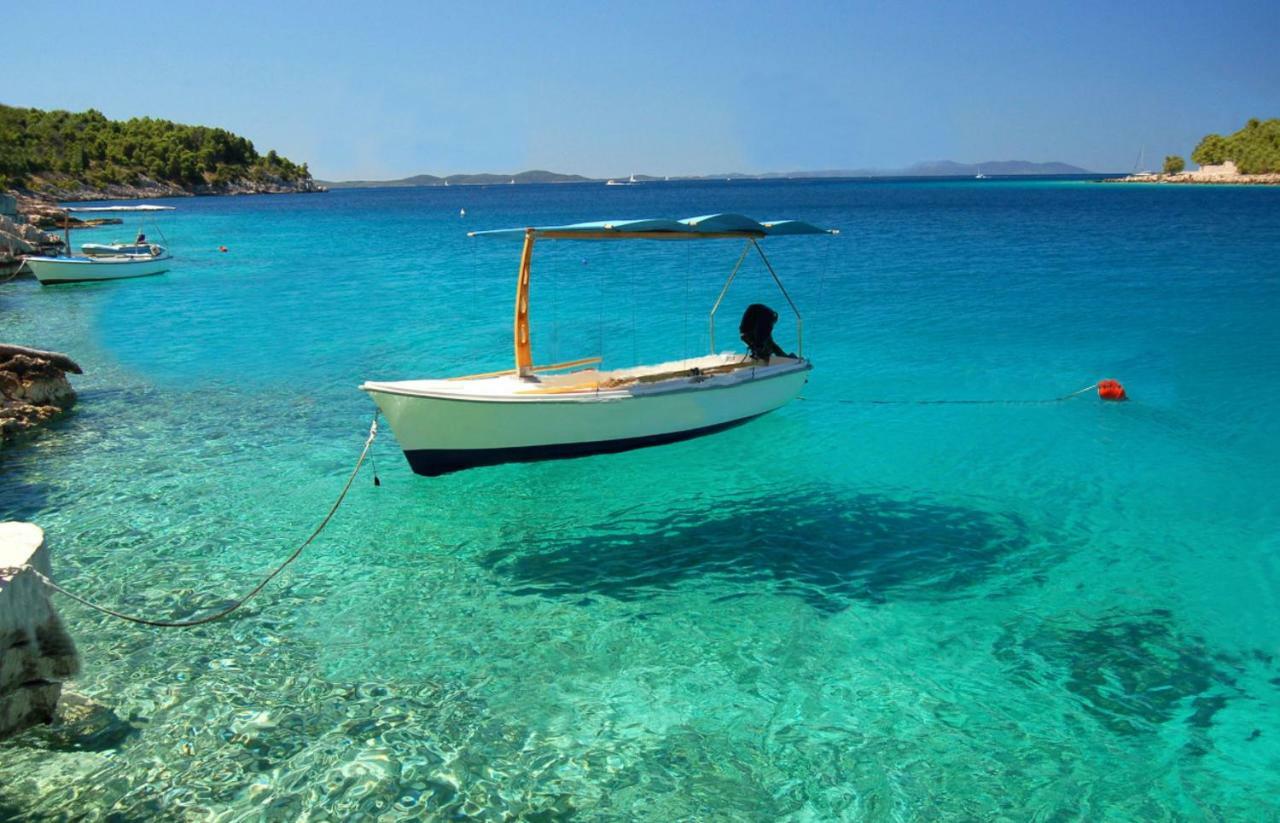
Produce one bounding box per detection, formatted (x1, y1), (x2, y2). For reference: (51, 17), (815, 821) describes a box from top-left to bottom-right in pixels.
(468, 213), (839, 240)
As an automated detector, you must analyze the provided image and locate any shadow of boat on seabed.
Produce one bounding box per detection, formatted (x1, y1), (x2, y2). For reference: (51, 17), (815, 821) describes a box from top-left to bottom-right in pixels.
(480, 486), (1035, 613)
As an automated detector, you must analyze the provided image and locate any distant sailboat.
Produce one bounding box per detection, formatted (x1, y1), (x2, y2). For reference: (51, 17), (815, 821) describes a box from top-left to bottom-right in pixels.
(1133, 146), (1154, 176)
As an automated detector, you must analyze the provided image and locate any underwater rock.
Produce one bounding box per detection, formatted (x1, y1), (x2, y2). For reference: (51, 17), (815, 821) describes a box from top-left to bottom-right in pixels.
(993, 608), (1247, 743)
(22, 691), (136, 751)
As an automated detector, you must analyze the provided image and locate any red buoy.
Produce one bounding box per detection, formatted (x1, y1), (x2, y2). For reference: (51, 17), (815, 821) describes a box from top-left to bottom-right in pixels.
(1098, 379), (1126, 401)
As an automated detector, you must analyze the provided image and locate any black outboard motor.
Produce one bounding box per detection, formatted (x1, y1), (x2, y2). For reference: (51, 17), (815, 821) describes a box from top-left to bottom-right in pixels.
(739, 303), (791, 360)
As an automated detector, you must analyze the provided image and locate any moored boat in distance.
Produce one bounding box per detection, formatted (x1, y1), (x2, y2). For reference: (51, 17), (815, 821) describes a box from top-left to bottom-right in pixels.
(23, 249), (173, 284)
(362, 213), (837, 476)
(65, 204), (176, 212)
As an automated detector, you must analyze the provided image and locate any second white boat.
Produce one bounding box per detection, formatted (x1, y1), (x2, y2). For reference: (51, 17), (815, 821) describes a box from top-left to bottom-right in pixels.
(24, 252), (173, 285)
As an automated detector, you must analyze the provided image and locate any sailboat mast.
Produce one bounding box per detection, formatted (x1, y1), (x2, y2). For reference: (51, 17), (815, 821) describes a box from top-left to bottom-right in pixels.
(513, 229), (536, 377)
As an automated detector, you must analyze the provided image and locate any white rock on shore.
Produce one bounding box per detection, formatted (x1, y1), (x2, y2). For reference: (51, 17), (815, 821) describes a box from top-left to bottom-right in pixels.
(0, 522), (81, 741)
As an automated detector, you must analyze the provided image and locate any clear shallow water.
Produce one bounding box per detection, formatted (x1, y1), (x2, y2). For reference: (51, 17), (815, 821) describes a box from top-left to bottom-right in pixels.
(1, 179), (1278, 820)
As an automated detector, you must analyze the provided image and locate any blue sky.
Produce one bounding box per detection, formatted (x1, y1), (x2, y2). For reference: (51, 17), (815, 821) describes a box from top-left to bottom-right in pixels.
(7, 0), (1278, 179)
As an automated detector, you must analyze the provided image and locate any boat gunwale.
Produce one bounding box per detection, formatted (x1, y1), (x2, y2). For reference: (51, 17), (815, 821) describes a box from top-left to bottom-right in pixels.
(360, 358), (811, 404)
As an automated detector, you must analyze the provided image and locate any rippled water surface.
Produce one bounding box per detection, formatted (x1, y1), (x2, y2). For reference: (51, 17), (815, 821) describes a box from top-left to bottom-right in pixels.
(2, 179), (1278, 820)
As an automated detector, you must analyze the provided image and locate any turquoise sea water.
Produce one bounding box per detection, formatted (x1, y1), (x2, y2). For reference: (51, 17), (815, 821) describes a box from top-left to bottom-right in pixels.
(2, 179), (1278, 820)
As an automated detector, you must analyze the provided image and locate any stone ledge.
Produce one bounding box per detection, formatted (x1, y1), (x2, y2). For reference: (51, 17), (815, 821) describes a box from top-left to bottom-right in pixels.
(0, 522), (80, 740)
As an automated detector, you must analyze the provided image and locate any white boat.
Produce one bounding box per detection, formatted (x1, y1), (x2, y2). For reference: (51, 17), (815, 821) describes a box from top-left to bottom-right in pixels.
(65, 205), (175, 213)
(362, 213), (837, 476)
(24, 251), (173, 284)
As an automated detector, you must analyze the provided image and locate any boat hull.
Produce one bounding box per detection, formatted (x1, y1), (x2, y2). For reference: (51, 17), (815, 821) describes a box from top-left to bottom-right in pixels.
(403, 413), (766, 475)
(25, 254), (172, 284)
(363, 360), (810, 476)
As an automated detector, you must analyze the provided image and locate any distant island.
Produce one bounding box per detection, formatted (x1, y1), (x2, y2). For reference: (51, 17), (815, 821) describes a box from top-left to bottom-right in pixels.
(0, 104), (323, 202)
(319, 159), (1092, 189)
(1104, 118), (1280, 185)
(321, 170), (592, 188)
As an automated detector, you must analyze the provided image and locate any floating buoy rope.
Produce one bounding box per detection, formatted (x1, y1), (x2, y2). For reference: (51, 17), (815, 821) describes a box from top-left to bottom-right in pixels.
(808, 379), (1127, 406)
(2, 417), (380, 628)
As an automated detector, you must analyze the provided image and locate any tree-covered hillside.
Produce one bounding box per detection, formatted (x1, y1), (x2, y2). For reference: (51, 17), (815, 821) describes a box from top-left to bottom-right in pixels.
(0, 104), (312, 190)
(1191, 118), (1280, 174)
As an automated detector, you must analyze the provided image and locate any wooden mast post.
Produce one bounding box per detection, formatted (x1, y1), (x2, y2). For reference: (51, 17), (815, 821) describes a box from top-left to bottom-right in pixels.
(513, 229), (536, 377)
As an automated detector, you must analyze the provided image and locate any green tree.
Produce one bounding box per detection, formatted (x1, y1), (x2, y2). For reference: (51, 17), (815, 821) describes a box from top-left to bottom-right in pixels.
(1189, 119), (1280, 174)
(1162, 155), (1185, 174)
(1191, 134), (1226, 166)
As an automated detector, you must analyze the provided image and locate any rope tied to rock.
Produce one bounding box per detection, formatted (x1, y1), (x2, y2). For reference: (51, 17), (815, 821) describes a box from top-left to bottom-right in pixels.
(3, 417), (379, 628)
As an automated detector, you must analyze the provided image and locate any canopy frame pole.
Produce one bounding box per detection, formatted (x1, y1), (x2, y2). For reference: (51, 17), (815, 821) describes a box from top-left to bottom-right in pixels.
(513, 229), (536, 377)
(707, 240), (754, 354)
(750, 239), (803, 358)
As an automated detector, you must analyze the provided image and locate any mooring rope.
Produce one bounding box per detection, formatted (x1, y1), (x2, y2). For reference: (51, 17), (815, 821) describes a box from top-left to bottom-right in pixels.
(804, 382), (1100, 406)
(0, 244), (23, 284)
(2, 417), (379, 628)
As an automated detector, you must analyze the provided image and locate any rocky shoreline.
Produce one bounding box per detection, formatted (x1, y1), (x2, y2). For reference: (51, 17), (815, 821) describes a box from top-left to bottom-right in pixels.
(0, 346), (81, 443)
(1102, 168), (1280, 186)
(30, 174), (327, 202)
(0, 213), (63, 263)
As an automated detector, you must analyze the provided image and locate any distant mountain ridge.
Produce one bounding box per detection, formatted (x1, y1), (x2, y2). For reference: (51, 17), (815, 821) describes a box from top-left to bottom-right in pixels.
(758, 160), (1091, 178)
(319, 160), (1092, 188)
(908, 160), (1089, 176)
